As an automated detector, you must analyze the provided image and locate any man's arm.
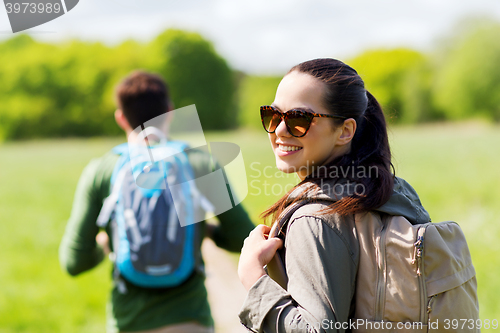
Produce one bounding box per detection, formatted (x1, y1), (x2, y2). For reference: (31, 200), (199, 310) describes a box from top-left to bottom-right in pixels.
(210, 195), (255, 252)
(59, 158), (109, 276)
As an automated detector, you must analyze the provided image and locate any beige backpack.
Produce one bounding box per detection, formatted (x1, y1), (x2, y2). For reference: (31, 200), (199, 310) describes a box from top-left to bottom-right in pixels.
(267, 205), (480, 332)
(353, 213), (479, 332)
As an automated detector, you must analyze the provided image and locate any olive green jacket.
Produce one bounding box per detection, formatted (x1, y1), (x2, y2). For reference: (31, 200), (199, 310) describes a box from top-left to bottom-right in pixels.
(239, 177), (430, 333)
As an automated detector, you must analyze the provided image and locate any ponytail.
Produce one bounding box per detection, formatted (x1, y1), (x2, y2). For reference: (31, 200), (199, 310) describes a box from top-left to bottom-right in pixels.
(261, 59), (394, 223)
(330, 90), (394, 215)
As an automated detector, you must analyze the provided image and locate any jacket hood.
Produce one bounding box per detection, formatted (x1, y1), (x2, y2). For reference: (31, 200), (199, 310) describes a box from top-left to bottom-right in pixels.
(286, 176), (431, 225)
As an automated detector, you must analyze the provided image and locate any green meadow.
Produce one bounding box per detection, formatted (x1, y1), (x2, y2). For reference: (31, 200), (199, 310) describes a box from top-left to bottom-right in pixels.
(0, 122), (499, 331)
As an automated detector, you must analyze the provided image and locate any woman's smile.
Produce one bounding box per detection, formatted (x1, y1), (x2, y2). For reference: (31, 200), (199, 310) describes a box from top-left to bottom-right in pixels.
(275, 143), (303, 156)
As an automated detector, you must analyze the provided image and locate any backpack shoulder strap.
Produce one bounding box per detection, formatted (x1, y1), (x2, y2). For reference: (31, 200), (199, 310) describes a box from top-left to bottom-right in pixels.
(111, 143), (129, 156)
(269, 200), (312, 240)
(266, 200), (310, 289)
(96, 144), (130, 227)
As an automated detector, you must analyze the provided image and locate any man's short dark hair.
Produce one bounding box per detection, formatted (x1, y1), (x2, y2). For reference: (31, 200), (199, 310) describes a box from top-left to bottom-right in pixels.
(115, 70), (170, 130)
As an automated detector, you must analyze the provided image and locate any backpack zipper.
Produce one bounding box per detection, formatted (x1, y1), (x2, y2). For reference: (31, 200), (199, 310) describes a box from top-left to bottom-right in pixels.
(412, 227), (427, 324)
(427, 295), (436, 315)
(375, 219), (389, 320)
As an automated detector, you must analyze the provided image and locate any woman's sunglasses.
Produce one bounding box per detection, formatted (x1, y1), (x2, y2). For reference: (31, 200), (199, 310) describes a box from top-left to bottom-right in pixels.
(260, 105), (347, 138)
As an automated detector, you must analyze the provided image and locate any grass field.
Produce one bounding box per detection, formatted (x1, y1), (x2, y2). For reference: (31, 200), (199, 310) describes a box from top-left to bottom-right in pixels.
(0, 122), (499, 332)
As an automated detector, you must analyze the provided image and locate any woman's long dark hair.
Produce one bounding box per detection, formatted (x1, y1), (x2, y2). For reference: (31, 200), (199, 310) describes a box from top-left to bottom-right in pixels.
(262, 58), (394, 222)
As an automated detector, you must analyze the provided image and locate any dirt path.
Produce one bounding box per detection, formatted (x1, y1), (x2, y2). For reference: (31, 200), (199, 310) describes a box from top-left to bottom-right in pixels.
(202, 238), (249, 333)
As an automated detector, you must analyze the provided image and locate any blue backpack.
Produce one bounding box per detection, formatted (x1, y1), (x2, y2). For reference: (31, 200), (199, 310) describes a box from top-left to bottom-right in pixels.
(97, 141), (201, 290)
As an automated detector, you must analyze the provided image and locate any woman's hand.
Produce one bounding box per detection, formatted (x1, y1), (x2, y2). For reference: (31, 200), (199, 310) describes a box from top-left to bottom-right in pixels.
(238, 224), (283, 291)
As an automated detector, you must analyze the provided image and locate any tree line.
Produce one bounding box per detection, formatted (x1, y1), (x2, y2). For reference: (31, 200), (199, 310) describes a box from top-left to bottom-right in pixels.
(240, 19), (500, 129)
(0, 29), (237, 140)
(1, 19), (499, 140)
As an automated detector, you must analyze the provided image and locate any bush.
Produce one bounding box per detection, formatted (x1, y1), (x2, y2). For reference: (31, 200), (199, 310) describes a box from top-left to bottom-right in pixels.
(238, 75), (283, 129)
(348, 48), (428, 123)
(148, 30), (238, 131)
(0, 29), (238, 141)
(433, 20), (500, 121)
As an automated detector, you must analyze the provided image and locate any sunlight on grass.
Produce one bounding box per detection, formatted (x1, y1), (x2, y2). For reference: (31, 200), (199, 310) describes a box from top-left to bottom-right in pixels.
(0, 122), (498, 331)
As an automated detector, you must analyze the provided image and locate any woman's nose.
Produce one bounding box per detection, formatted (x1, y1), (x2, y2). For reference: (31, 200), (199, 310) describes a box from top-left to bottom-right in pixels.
(275, 117), (290, 137)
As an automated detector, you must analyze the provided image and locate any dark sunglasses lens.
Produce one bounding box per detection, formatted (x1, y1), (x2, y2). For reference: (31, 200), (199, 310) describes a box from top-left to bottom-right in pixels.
(286, 112), (312, 137)
(261, 108), (281, 133)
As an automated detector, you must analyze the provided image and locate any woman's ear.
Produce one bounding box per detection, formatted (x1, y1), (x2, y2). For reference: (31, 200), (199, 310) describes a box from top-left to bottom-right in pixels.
(336, 118), (357, 146)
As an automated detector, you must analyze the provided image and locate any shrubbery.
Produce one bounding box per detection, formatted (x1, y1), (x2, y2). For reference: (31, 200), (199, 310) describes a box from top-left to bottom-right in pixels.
(433, 20), (500, 122)
(239, 20), (500, 126)
(1, 20), (500, 140)
(0, 29), (236, 140)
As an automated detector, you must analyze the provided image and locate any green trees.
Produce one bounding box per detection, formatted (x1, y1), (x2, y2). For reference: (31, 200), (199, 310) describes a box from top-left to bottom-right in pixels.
(433, 21), (500, 121)
(237, 75), (283, 130)
(149, 30), (237, 130)
(0, 36), (133, 140)
(1, 21), (500, 141)
(0, 29), (237, 140)
(349, 48), (425, 123)
(347, 20), (500, 124)
(348, 48), (441, 123)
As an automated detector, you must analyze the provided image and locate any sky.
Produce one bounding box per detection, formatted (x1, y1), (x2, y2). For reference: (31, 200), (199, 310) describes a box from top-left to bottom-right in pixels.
(1, 0), (500, 74)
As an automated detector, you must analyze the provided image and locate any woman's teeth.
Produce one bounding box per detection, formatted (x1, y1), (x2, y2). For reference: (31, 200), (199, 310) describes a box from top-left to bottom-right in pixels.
(278, 145), (303, 152)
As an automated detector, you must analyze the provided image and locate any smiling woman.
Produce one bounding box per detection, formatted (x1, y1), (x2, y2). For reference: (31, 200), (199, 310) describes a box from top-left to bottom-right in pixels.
(260, 59), (394, 219)
(235, 58), (475, 333)
(263, 71), (357, 181)
(237, 59), (400, 333)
